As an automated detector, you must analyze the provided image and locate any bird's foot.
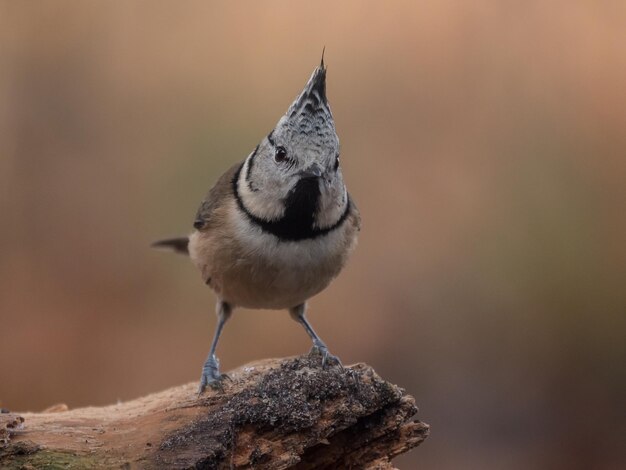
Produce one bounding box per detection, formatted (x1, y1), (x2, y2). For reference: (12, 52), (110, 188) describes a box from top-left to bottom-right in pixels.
(310, 341), (343, 369)
(198, 355), (230, 395)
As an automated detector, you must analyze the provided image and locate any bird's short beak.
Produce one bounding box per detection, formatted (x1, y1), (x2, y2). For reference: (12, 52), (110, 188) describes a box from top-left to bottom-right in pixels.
(298, 163), (324, 179)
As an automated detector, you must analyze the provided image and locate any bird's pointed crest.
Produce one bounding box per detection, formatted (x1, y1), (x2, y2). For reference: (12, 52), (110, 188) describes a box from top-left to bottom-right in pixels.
(287, 51), (331, 119)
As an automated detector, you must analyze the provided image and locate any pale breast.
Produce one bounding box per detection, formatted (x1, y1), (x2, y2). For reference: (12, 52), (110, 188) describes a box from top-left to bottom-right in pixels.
(189, 198), (359, 310)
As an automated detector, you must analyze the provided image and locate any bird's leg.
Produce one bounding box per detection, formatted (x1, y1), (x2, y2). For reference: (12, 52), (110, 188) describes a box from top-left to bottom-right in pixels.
(289, 303), (342, 368)
(199, 300), (232, 393)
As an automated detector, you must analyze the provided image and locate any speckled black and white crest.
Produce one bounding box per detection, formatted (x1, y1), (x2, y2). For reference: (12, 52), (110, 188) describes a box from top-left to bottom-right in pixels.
(273, 60), (339, 168)
(283, 63), (336, 155)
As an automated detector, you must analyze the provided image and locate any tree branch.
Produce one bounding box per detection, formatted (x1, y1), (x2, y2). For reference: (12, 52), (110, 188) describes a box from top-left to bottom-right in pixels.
(1, 355), (429, 469)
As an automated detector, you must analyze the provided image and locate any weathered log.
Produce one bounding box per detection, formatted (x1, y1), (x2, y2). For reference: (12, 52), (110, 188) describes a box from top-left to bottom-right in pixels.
(0, 354), (429, 469)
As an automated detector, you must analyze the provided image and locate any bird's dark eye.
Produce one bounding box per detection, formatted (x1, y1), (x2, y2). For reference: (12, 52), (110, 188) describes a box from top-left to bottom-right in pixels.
(334, 154), (340, 171)
(275, 146), (287, 163)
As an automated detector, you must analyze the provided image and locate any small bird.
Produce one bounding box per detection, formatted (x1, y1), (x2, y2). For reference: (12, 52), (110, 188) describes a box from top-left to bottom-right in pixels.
(154, 53), (361, 393)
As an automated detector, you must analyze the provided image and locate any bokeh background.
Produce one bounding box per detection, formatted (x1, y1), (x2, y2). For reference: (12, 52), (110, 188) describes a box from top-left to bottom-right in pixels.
(1, 1), (625, 468)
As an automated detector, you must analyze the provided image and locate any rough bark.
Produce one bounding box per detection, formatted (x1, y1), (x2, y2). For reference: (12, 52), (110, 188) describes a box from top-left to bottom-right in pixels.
(0, 355), (429, 469)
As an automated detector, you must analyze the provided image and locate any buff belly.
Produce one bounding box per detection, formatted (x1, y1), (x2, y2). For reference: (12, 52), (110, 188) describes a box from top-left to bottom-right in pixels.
(188, 210), (356, 310)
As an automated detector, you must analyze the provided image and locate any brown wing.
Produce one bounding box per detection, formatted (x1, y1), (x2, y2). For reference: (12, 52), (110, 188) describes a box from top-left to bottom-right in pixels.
(193, 162), (243, 231)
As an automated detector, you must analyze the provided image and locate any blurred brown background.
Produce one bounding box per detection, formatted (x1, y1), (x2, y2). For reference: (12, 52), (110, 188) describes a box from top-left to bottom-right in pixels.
(1, 1), (625, 468)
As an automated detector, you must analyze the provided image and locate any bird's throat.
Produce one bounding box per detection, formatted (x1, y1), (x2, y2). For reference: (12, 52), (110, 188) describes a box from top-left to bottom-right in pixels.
(282, 176), (321, 230)
(233, 164), (349, 242)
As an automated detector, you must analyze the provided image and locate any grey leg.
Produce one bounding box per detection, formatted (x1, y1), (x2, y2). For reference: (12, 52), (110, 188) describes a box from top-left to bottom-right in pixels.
(289, 303), (342, 368)
(199, 300), (232, 393)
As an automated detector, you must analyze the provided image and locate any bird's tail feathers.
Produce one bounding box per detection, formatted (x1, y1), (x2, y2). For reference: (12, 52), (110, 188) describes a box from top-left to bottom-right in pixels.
(152, 237), (189, 255)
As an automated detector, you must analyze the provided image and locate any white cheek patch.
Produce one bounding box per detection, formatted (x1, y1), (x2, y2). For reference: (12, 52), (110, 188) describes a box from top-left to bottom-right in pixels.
(315, 184), (347, 229)
(238, 158), (286, 221)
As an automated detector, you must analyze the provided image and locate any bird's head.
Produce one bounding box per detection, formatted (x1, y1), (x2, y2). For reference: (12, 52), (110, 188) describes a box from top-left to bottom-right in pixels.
(235, 54), (348, 237)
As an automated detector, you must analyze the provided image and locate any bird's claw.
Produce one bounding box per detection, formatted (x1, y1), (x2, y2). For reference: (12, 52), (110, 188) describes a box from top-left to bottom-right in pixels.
(197, 356), (229, 395)
(198, 371), (229, 395)
(310, 342), (343, 369)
